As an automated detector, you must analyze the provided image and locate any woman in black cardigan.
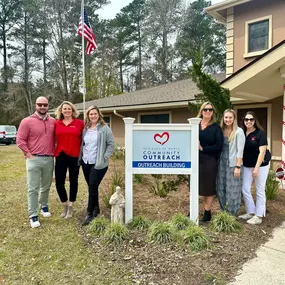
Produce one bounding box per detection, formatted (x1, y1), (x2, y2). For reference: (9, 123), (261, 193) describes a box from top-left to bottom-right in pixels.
(197, 102), (223, 222)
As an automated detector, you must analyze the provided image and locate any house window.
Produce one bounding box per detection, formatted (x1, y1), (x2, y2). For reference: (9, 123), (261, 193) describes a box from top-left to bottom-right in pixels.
(244, 15), (272, 58)
(248, 20), (269, 53)
(140, 113), (170, 123)
(103, 116), (111, 127)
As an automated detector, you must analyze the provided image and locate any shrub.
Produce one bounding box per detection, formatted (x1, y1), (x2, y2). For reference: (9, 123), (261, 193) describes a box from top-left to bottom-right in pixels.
(148, 222), (176, 244)
(266, 170), (279, 200)
(182, 225), (210, 251)
(171, 213), (195, 230)
(177, 174), (190, 186)
(204, 272), (226, 285)
(103, 223), (129, 245)
(87, 217), (109, 235)
(134, 174), (143, 184)
(128, 216), (151, 230)
(112, 145), (125, 160)
(110, 167), (124, 189)
(210, 212), (242, 233)
(149, 175), (184, 197)
(149, 179), (168, 197)
(102, 168), (124, 209)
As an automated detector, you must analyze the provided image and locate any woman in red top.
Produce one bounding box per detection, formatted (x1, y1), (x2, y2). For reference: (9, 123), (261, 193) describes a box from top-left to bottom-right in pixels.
(55, 101), (84, 218)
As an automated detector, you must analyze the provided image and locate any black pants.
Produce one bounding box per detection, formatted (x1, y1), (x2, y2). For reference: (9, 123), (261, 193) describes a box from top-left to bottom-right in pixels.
(81, 161), (108, 214)
(55, 152), (80, 203)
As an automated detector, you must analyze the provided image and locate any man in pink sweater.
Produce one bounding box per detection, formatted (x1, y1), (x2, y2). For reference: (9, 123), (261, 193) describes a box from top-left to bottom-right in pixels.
(17, 96), (55, 228)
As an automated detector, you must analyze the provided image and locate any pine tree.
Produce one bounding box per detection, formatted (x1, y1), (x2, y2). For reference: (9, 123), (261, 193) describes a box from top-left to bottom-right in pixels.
(189, 62), (231, 122)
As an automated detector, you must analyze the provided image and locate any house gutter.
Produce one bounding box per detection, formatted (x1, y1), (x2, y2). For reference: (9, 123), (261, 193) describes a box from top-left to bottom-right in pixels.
(113, 110), (125, 118)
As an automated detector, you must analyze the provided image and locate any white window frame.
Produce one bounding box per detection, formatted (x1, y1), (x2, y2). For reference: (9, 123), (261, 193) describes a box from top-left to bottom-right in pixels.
(244, 15), (272, 58)
(138, 111), (172, 124)
(233, 103), (272, 151)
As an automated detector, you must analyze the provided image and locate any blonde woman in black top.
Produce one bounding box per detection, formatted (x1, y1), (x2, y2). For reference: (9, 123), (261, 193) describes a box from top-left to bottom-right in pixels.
(197, 102), (223, 222)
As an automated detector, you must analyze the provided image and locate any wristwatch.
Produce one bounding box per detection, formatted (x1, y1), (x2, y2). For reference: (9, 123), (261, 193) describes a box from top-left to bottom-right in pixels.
(235, 166), (241, 169)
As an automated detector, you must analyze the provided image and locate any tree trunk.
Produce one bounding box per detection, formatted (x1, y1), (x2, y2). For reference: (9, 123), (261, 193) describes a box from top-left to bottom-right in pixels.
(43, 38), (47, 83)
(161, 28), (168, 84)
(3, 25), (7, 92)
(24, 13), (33, 115)
(137, 20), (142, 90)
(58, 10), (68, 100)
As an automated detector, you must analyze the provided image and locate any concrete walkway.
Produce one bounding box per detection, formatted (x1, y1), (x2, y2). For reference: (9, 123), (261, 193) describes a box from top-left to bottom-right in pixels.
(229, 222), (285, 285)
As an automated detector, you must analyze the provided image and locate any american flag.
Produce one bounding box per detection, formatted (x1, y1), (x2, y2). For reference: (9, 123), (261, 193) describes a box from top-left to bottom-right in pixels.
(78, 8), (97, 55)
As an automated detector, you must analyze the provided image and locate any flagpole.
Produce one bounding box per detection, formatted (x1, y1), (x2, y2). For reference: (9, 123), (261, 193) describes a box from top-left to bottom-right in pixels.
(81, 0), (86, 119)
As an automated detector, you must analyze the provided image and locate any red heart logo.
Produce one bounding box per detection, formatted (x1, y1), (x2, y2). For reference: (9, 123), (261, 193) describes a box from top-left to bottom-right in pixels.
(154, 132), (170, 145)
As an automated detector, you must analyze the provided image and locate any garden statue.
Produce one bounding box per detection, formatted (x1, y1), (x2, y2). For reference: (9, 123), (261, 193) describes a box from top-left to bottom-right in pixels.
(109, 186), (125, 224)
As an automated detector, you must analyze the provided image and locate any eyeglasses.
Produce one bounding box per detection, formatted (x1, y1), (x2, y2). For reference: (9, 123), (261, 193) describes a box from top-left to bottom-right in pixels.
(203, 108), (213, 112)
(244, 118), (255, 122)
(36, 103), (48, 107)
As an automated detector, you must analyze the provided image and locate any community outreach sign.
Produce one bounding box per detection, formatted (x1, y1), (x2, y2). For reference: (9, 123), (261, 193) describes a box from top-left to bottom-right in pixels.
(132, 130), (191, 169)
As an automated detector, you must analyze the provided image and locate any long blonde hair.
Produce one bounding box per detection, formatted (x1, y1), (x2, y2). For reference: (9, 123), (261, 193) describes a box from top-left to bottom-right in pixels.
(196, 101), (216, 125)
(55, 101), (79, 120)
(84, 105), (106, 127)
(220, 109), (238, 142)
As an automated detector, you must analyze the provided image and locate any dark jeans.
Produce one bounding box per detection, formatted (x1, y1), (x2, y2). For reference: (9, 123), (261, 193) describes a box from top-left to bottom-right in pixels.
(55, 152), (80, 203)
(81, 161), (108, 214)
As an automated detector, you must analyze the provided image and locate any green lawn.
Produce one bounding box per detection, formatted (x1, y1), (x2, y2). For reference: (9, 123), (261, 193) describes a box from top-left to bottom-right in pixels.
(0, 145), (132, 285)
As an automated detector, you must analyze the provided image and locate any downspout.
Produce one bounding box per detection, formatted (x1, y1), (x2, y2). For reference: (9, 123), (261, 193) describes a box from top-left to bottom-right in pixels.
(113, 110), (125, 118)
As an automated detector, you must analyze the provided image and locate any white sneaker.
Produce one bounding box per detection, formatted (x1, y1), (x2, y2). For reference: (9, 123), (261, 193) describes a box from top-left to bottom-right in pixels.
(40, 206), (51, 217)
(238, 213), (253, 220)
(30, 216), (40, 228)
(247, 215), (262, 225)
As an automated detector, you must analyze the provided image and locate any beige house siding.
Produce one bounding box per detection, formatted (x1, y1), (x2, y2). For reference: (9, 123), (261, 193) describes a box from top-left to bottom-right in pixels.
(233, 0), (285, 72)
(269, 96), (282, 160)
(106, 108), (195, 145)
(226, 7), (234, 77)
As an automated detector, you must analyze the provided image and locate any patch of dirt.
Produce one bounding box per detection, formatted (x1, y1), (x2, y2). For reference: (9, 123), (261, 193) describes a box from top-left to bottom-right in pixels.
(79, 159), (285, 285)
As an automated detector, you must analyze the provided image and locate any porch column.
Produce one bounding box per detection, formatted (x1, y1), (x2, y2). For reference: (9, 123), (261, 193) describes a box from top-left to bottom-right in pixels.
(280, 67), (285, 169)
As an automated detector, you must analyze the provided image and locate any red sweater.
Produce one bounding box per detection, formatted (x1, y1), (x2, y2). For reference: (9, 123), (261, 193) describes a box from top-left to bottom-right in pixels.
(17, 113), (55, 156)
(55, 118), (84, 157)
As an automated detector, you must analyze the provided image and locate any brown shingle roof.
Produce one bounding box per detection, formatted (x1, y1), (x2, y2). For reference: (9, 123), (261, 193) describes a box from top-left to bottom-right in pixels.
(74, 74), (226, 112)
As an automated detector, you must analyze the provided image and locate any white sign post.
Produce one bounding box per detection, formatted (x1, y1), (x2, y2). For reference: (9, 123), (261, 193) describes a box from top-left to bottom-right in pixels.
(123, 117), (201, 224)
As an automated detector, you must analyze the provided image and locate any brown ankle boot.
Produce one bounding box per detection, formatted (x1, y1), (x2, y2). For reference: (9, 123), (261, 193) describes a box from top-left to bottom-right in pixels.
(65, 206), (73, 218)
(60, 205), (68, 218)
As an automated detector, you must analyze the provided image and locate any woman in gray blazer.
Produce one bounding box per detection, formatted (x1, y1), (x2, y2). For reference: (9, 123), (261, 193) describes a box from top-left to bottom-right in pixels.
(79, 105), (115, 225)
(216, 109), (245, 216)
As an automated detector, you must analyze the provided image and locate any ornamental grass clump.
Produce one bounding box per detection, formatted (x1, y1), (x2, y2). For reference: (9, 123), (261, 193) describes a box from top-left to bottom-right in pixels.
(265, 170), (279, 200)
(171, 213), (195, 230)
(210, 211), (242, 233)
(87, 217), (109, 236)
(148, 221), (176, 244)
(128, 216), (151, 230)
(182, 225), (210, 252)
(103, 222), (129, 245)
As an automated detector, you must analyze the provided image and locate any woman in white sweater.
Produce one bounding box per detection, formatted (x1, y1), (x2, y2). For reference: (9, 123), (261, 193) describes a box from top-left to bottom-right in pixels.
(216, 109), (245, 216)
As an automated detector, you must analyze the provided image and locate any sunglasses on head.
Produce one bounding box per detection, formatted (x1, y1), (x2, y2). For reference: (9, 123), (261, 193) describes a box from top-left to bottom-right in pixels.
(203, 108), (213, 112)
(36, 103), (48, 107)
(244, 118), (255, 122)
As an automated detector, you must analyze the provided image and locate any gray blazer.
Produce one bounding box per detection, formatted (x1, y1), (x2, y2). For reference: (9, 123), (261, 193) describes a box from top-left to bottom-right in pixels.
(228, 127), (246, 167)
(79, 124), (115, 170)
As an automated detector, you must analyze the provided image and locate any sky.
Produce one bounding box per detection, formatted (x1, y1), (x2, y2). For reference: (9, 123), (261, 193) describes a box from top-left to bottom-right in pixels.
(98, 0), (222, 20)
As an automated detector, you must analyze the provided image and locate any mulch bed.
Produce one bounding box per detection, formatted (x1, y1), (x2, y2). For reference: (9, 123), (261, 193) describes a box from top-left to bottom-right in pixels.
(78, 160), (285, 285)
